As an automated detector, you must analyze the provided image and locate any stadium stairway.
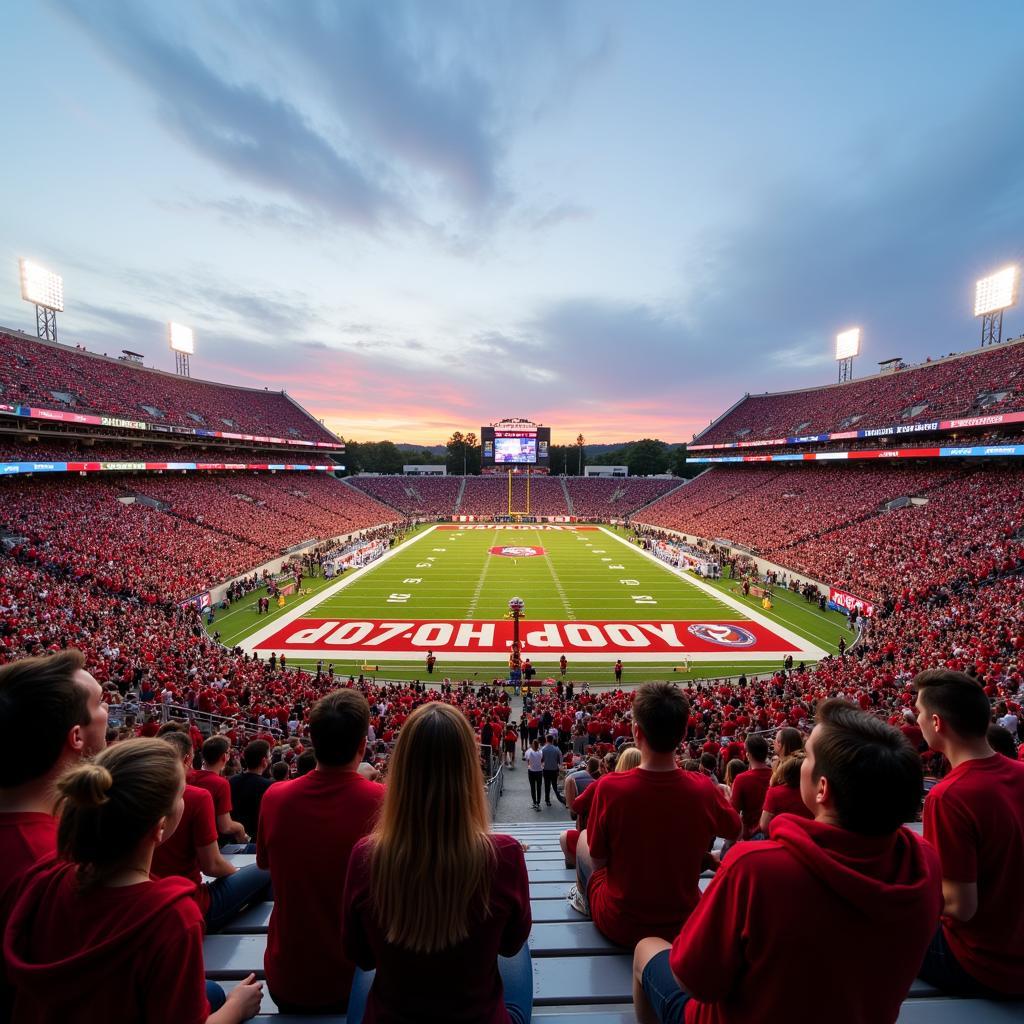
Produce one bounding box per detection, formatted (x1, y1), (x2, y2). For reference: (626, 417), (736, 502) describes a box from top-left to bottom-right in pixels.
(207, 822), (1020, 1022)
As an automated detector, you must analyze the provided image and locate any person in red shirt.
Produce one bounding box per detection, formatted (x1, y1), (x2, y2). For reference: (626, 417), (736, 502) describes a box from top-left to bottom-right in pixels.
(4, 738), (262, 1024)
(728, 735), (772, 840)
(758, 751), (813, 834)
(153, 728), (270, 933)
(633, 699), (942, 1024)
(343, 702), (531, 1024)
(257, 688), (384, 1013)
(914, 669), (1024, 997)
(572, 683), (741, 947)
(190, 736), (247, 846)
(0, 650), (108, 1018)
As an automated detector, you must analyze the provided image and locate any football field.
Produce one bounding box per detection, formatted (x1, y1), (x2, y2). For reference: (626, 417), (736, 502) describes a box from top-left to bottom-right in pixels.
(217, 525), (846, 685)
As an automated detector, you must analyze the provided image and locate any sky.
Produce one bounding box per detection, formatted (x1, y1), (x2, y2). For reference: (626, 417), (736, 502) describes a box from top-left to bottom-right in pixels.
(2, 1), (1023, 445)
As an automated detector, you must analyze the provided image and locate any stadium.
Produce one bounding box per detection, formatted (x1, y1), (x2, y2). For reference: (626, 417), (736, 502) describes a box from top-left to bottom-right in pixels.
(2, 6), (1024, 1024)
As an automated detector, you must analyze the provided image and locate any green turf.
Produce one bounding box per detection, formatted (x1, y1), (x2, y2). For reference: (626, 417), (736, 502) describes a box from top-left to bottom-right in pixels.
(210, 524), (850, 684)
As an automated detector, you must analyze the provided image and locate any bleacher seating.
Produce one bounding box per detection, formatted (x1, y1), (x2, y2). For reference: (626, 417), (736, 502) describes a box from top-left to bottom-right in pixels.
(203, 824), (1021, 1022)
(0, 438), (334, 463)
(347, 475), (463, 516)
(0, 331), (337, 443)
(695, 338), (1024, 444)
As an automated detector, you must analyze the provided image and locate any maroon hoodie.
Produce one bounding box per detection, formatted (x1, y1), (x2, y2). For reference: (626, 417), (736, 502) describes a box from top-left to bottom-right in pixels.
(4, 859), (210, 1024)
(670, 814), (942, 1024)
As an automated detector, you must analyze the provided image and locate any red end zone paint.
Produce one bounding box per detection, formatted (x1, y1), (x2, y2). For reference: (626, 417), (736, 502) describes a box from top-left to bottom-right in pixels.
(254, 619), (801, 655)
(434, 524), (598, 531)
(489, 545), (546, 557)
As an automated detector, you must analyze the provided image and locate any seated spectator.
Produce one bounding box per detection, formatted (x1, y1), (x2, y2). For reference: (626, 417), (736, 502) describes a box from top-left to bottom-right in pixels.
(722, 759), (746, 797)
(571, 683), (741, 946)
(191, 736), (248, 845)
(257, 689), (384, 1014)
(0, 650), (108, 1018)
(633, 699), (942, 1024)
(773, 726), (804, 763)
(4, 738), (263, 1023)
(229, 740), (272, 840)
(152, 730), (270, 933)
(987, 724), (1019, 760)
(759, 751), (813, 833)
(730, 735), (772, 840)
(342, 703), (532, 1024)
(914, 669), (1024, 997)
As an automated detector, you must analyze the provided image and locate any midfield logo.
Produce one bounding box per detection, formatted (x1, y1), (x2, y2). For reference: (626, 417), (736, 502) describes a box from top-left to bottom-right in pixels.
(489, 545), (546, 557)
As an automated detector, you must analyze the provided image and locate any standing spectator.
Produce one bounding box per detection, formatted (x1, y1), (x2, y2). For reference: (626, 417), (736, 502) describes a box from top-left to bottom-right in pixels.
(729, 735), (772, 840)
(914, 670), (1024, 997)
(257, 689), (384, 1014)
(572, 683), (741, 945)
(518, 714), (529, 757)
(190, 736), (248, 845)
(559, 654), (568, 678)
(342, 703), (532, 1024)
(4, 738), (263, 1023)
(526, 740), (544, 811)
(614, 660), (623, 684)
(632, 699), (942, 1024)
(0, 651), (108, 1018)
(228, 741), (273, 849)
(425, 651), (436, 675)
(541, 736), (566, 807)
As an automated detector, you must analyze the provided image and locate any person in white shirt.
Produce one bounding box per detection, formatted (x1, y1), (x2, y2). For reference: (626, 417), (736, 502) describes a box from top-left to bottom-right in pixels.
(526, 739), (544, 811)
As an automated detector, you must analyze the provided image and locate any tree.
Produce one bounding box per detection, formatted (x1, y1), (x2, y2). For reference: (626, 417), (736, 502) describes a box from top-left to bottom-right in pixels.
(464, 431), (481, 475)
(625, 438), (669, 477)
(340, 439), (360, 475)
(446, 431), (466, 474)
(548, 444), (568, 475)
(670, 444), (688, 478)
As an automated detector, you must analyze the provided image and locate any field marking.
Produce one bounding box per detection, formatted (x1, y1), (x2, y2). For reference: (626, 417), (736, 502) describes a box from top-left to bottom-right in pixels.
(597, 528), (829, 660)
(538, 533), (576, 620)
(238, 526), (438, 652)
(465, 537), (495, 617)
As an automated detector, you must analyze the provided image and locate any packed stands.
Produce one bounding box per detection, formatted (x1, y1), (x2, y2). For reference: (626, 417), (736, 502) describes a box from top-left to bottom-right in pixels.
(565, 476), (679, 518)
(695, 338), (1024, 444)
(0, 330), (338, 443)
(0, 439), (334, 463)
(348, 474), (463, 516)
(458, 475), (569, 517)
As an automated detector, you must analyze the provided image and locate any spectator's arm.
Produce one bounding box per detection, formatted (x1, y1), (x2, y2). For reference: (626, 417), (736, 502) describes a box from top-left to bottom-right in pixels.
(217, 811), (247, 842)
(564, 775), (578, 814)
(941, 879), (978, 922)
(758, 809), (774, 834)
(198, 841), (237, 879)
(711, 780), (743, 841)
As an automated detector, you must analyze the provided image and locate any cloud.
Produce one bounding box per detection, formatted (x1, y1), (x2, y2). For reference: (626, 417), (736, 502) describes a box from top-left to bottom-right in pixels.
(53, 0), (405, 229)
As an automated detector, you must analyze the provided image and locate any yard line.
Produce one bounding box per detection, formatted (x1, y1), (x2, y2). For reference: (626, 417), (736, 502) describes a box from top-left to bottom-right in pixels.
(465, 536), (495, 618)
(535, 527), (576, 620)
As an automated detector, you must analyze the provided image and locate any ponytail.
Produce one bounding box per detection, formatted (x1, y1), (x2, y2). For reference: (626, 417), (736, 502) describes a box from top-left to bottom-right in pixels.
(57, 738), (182, 887)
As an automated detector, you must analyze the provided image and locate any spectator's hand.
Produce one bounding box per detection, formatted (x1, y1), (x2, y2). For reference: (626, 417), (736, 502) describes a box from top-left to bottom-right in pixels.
(357, 762), (382, 782)
(224, 973), (263, 1020)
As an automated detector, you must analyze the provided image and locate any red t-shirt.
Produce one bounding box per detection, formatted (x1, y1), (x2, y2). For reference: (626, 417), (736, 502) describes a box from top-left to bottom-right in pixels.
(187, 768), (232, 818)
(586, 768), (741, 947)
(0, 812), (58, 1017)
(670, 817), (942, 1024)
(257, 768), (384, 1007)
(5, 860), (209, 1024)
(343, 833), (531, 1024)
(924, 753), (1024, 993)
(762, 784), (813, 820)
(729, 766), (772, 838)
(151, 785), (217, 915)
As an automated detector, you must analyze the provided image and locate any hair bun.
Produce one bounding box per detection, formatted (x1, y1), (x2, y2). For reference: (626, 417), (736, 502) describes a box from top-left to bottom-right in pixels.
(59, 762), (113, 808)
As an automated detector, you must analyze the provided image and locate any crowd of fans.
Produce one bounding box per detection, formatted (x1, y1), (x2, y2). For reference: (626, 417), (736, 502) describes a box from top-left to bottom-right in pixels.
(0, 331), (337, 443)
(695, 337), (1024, 444)
(347, 475), (463, 516)
(0, 437), (337, 463)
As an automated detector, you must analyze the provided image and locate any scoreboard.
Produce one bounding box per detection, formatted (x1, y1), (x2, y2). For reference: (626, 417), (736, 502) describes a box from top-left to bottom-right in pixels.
(481, 419), (550, 468)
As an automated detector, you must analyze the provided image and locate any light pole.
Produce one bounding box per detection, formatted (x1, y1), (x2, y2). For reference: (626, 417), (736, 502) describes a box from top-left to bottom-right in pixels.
(508, 596), (524, 688)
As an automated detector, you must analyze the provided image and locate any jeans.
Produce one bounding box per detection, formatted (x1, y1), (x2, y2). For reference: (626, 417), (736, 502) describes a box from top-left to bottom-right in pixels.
(206, 980), (226, 1012)
(204, 864), (272, 933)
(918, 926), (1004, 998)
(543, 770), (565, 804)
(641, 949), (692, 1024)
(528, 771), (543, 805)
(346, 942), (533, 1024)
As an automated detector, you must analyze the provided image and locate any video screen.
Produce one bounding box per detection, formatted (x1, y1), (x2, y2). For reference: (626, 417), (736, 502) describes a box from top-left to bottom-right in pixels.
(494, 436), (537, 463)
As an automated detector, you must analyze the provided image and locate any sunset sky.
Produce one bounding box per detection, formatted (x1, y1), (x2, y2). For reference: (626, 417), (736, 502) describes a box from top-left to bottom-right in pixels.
(2, 1), (1023, 445)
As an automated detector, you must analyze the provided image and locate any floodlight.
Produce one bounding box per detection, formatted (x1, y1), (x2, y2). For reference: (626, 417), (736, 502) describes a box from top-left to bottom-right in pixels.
(835, 328), (861, 361)
(974, 266), (1019, 317)
(19, 259), (64, 311)
(168, 322), (195, 354)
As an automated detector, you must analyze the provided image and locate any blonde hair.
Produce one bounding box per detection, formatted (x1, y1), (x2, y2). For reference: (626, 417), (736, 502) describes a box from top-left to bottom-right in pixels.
(368, 703), (495, 953)
(770, 750), (806, 787)
(615, 746), (642, 772)
(57, 738), (182, 887)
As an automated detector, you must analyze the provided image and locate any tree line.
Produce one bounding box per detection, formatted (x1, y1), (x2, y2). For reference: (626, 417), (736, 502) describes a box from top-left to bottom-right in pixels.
(339, 433), (696, 478)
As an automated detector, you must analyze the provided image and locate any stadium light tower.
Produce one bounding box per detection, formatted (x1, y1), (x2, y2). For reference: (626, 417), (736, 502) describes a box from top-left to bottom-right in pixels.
(168, 321), (194, 376)
(974, 266), (1019, 347)
(835, 327), (861, 383)
(19, 259), (63, 342)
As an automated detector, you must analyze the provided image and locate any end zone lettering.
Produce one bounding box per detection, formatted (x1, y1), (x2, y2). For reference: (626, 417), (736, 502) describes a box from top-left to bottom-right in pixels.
(254, 618), (801, 656)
